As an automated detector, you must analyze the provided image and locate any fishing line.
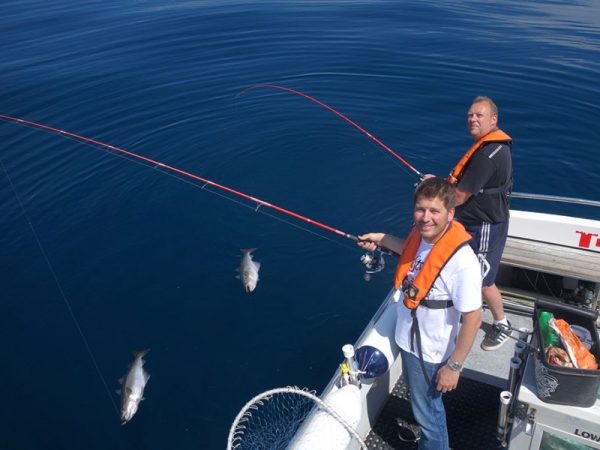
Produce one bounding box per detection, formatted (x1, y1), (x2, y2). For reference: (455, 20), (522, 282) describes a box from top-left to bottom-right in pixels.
(122, 150), (358, 252)
(240, 85), (600, 210)
(71, 136), (358, 252)
(0, 157), (121, 417)
(0, 114), (365, 251)
(238, 84), (425, 179)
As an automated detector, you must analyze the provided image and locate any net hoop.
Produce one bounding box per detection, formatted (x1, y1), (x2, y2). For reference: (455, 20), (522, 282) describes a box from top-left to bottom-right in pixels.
(227, 386), (367, 450)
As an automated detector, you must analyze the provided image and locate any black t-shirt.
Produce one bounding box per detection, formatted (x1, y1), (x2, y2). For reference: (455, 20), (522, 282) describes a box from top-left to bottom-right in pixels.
(455, 141), (512, 225)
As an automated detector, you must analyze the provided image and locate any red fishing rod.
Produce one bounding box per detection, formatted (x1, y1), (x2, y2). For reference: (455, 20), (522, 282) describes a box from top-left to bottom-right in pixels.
(239, 84), (425, 179)
(0, 113), (363, 243)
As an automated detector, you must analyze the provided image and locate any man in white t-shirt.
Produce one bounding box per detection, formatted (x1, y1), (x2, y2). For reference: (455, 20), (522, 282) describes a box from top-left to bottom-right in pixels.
(359, 177), (482, 450)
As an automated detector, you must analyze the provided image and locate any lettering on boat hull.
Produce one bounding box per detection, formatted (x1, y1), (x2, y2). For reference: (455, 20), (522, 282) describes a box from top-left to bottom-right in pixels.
(576, 231), (600, 249)
(574, 428), (600, 443)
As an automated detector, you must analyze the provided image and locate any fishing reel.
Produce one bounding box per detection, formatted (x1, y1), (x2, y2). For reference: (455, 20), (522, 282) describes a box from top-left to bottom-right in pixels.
(360, 251), (385, 282)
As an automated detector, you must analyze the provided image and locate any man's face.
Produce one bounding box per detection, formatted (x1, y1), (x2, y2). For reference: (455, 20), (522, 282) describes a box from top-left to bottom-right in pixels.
(467, 100), (497, 140)
(413, 196), (454, 243)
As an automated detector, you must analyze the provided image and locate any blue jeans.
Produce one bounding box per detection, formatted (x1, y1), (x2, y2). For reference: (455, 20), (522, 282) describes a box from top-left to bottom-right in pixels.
(401, 348), (449, 450)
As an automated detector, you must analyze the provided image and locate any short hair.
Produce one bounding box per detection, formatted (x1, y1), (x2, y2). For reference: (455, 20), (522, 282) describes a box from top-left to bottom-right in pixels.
(414, 177), (456, 210)
(472, 96), (498, 117)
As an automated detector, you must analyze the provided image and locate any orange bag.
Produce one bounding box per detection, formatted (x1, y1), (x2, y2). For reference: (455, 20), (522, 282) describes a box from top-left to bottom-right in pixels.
(549, 318), (598, 370)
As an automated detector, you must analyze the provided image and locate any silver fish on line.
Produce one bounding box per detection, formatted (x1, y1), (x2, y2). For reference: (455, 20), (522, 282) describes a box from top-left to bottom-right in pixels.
(237, 248), (261, 293)
(118, 349), (151, 425)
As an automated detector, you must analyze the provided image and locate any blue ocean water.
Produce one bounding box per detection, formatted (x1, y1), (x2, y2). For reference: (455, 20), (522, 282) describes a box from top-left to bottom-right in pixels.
(1, 1), (599, 448)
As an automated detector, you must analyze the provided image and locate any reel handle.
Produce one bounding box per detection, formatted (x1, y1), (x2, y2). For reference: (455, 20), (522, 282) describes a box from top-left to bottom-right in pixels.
(348, 234), (400, 258)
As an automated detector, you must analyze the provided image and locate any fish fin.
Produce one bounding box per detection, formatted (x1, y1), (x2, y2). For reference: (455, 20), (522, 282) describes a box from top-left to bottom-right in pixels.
(240, 248), (256, 254)
(235, 274), (240, 279)
(144, 373), (151, 383)
(254, 262), (261, 271)
(118, 377), (124, 385)
(116, 389), (121, 396)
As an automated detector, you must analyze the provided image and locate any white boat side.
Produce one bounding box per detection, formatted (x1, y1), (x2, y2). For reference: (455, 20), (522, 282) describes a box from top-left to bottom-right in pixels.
(509, 209), (600, 253)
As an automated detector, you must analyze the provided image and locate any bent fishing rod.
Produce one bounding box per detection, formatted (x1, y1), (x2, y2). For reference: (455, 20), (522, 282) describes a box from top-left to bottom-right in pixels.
(0, 114), (396, 272)
(240, 84), (600, 208)
(239, 84), (425, 180)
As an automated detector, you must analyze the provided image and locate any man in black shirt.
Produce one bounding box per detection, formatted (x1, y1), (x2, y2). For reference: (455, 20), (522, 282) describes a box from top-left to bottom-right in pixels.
(453, 96), (513, 351)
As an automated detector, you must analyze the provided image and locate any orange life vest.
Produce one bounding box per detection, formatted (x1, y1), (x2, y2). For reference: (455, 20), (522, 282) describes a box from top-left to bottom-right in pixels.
(448, 129), (512, 185)
(393, 221), (472, 309)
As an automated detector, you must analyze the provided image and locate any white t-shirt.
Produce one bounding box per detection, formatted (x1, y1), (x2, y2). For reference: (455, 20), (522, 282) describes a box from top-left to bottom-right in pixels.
(395, 239), (482, 364)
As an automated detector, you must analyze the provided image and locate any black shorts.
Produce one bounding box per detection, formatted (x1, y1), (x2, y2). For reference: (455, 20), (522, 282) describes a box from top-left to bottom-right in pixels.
(464, 222), (508, 287)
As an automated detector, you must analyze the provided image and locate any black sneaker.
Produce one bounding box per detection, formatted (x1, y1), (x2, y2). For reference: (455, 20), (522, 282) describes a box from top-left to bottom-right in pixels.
(480, 321), (512, 351)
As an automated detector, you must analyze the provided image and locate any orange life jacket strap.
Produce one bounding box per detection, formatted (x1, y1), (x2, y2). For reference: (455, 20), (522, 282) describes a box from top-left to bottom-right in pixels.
(448, 129), (512, 185)
(392, 226), (421, 290)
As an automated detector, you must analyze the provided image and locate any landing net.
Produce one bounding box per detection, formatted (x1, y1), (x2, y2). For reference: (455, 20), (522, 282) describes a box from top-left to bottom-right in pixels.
(227, 386), (367, 450)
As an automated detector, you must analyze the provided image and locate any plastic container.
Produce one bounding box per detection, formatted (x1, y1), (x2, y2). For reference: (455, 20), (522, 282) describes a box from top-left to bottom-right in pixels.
(538, 311), (559, 347)
(533, 298), (600, 407)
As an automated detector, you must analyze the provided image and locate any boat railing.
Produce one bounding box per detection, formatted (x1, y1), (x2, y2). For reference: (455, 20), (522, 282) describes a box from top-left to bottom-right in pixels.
(512, 192), (600, 208)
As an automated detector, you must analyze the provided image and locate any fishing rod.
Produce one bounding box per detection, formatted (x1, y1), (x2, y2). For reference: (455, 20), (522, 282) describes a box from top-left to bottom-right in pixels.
(0, 114), (393, 274)
(238, 84), (425, 179)
(241, 85), (600, 208)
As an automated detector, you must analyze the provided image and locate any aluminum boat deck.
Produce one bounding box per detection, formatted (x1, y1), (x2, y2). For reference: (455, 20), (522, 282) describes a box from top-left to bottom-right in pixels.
(365, 309), (534, 449)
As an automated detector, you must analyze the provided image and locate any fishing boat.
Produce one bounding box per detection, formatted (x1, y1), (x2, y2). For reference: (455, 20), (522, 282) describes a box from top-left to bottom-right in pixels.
(3, 92), (598, 450)
(228, 193), (600, 450)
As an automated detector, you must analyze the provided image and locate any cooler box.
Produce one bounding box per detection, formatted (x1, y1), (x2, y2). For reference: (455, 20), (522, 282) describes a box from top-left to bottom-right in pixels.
(533, 298), (600, 408)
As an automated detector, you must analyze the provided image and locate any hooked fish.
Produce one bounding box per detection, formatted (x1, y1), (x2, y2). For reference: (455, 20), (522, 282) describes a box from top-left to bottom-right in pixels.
(237, 248), (261, 292)
(118, 349), (151, 425)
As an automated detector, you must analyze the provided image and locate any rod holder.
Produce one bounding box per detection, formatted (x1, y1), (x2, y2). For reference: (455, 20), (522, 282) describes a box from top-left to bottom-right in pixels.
(518, 327), (531, 341)
(496, 391), (513, 446)
(342, 344), (360, 386)
(513, 341), (527, 359)
(508, 356), (522, 397)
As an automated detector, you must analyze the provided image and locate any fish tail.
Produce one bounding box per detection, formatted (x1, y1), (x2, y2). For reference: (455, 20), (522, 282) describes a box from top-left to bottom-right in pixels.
(133, 348), (151, 359)
(240, 248), (256, 254)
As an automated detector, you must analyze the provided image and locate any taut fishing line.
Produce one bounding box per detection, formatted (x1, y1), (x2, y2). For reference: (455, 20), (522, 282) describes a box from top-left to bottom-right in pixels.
(0, 115), (366, 253)
(79, 137), (358, 253)
(0, 157), (121, 417)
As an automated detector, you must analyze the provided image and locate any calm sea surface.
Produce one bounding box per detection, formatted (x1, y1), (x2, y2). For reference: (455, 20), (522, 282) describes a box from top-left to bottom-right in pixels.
(2, 1), (599, 449)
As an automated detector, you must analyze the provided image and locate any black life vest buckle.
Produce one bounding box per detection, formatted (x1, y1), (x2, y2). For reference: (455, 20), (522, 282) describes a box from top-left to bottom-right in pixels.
(401, 277), (419, 300)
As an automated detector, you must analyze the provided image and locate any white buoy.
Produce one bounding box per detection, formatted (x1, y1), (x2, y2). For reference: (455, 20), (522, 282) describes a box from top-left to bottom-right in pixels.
(288, 384), (363, 450)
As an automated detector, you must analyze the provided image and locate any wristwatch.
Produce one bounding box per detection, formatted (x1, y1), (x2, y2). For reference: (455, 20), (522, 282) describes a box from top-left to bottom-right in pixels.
(446, 358), (463, 372)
